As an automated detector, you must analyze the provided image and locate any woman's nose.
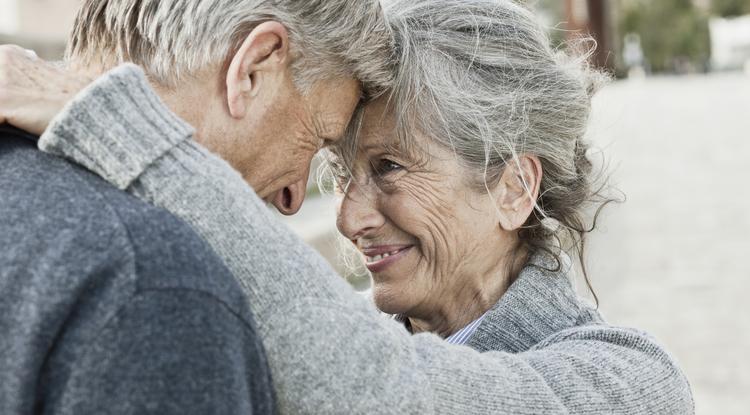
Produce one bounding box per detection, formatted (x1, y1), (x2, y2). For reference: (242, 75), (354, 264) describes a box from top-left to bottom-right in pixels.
(336, 181), (385, 242)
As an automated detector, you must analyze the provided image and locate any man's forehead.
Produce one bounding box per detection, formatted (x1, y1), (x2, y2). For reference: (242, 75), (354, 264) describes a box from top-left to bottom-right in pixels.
(309, 77), (361, 107)
(310, 79), (362, 139)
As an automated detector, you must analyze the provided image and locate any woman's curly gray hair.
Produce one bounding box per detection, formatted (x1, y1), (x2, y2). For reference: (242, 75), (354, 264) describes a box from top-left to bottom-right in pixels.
(327, 0), (615, 299)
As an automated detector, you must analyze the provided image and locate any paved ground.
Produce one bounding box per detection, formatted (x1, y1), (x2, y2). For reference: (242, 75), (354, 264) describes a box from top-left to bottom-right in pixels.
(282, 72), (750, 414)
(584, 72), (750, 414)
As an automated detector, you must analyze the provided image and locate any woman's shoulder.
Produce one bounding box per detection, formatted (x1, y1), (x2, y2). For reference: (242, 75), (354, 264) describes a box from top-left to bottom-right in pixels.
(467, 251), (603, 353)
(464, 251), (694, 414)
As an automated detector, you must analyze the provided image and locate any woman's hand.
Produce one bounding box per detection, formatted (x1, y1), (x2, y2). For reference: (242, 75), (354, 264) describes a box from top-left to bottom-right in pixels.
(0, 45), (91, 136)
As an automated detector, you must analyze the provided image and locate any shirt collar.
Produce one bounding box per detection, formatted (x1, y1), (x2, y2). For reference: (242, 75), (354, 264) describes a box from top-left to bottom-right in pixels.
(392, 311), (489, 345)
(444, 310), (489, 345)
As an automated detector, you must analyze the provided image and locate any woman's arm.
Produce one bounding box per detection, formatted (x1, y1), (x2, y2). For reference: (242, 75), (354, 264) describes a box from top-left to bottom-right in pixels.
(39, 64), (692, 415)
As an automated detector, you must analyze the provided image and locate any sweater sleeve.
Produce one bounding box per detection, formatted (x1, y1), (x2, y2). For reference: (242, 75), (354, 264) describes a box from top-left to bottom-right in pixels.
(39, 64), (693, 415)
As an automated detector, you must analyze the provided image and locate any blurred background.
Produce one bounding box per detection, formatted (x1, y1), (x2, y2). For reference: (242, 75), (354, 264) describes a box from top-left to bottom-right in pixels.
(2, 0), (749, 413)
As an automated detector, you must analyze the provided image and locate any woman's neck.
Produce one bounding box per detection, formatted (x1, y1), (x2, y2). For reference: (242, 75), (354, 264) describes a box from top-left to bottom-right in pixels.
(407, 248), (529, 338)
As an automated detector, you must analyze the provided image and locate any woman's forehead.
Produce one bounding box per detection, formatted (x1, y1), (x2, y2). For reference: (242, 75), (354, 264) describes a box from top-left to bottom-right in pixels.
(361, 98), (397, 134)
(336, 95), (429, 165)
(359, 103), (400, 150)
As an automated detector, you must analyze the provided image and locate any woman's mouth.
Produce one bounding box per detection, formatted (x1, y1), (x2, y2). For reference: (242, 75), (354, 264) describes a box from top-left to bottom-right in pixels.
(362, 245), (413, 273)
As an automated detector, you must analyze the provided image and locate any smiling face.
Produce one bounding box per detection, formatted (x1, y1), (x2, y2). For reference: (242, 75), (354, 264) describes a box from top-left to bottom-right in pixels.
(335, 97), (521, 333)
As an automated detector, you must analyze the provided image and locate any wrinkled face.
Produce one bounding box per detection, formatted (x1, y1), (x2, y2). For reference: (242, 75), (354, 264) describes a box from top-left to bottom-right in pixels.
(335, 97), (510, 317)
(211, 75), (361, 214)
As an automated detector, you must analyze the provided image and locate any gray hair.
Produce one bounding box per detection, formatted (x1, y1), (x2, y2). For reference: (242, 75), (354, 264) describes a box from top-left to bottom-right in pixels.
(66, 0), (394, 95)
(329, 0), (613, 294)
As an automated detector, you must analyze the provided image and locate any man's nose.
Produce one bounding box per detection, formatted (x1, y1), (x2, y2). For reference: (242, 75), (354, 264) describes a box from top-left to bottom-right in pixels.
(336, 180), (384, 242)
(272, 173), (309, 216)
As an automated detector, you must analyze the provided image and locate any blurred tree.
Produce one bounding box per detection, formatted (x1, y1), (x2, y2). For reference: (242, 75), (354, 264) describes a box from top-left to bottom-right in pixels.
(619, 0), (710, 73)
(523, 0), (568, 46)
(525, 0), (616, 72)
(711, 0), (750, 16)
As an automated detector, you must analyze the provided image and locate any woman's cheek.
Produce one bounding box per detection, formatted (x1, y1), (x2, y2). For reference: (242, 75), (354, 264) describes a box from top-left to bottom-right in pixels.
(411, 206), (459, 274)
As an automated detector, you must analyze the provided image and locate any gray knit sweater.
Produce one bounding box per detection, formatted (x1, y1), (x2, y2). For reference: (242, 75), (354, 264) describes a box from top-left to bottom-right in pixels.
(39, 65), (694, 414)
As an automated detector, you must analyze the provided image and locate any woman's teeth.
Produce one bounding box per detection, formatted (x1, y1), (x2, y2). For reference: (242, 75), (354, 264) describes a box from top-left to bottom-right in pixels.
(366, 250), (402, 263)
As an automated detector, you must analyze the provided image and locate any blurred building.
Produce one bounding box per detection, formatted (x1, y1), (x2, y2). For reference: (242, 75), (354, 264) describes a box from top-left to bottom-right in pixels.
(709, 14), (750, 70)
(0, 0), (77, 40)
(0, 0), (78, 59)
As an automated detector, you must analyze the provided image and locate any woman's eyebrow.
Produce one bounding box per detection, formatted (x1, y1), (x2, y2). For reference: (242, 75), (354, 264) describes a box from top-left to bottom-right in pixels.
(360, 143), (384, 153)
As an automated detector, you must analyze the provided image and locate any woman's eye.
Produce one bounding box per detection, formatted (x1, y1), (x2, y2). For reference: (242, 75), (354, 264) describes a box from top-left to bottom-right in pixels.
(373, 159), (403, 176)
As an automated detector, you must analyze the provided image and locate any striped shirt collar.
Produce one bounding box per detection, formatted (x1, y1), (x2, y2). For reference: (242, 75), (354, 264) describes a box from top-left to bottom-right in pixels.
(393, 310), (490, 346)
(444, 311), (489, 345)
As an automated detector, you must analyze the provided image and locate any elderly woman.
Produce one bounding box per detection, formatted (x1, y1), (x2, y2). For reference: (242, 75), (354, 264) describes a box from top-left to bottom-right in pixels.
(4, 0), (692, 413)
(330, 0), (606, 342)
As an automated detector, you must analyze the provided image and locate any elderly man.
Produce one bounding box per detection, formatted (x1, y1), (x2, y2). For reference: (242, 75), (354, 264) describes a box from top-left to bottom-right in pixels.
(2, 0), (392, 213)
(0, 0), (392, 413)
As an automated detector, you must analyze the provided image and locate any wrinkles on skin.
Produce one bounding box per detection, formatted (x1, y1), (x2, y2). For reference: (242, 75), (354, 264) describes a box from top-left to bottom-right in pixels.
(164, 71), (360, 200)
(246, 79), (357, 198)
(390, 162), (511, 337)
(0, 46), (92, 134)
(336, 97), (524, 338)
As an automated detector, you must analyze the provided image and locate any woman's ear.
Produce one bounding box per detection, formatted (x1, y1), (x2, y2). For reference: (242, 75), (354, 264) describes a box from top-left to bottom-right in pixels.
(226, 21), (290, 119)
(495, 154), (543, 231)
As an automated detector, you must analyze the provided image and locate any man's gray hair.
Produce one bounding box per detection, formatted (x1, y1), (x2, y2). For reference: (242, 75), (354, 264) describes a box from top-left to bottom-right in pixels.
(67, 0), (394, 95)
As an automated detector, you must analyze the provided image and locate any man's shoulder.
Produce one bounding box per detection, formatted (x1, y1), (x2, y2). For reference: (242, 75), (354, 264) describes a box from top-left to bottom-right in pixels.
(0, 130), (271, 414)
(0, 132), (249, 316)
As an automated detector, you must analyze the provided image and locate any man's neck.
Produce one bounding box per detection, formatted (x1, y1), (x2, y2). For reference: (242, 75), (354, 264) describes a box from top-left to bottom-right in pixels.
(153, 84), (210, 140)
(69, 59), (213, 142)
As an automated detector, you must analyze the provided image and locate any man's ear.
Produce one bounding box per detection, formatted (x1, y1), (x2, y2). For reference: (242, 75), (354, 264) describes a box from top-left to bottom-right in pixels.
(226, 21), (290, 119)
(495, 154), (543, 231)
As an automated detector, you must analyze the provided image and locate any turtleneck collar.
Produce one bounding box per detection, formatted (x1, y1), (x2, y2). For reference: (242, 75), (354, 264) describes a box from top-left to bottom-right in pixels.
(466, 251), (603, 353)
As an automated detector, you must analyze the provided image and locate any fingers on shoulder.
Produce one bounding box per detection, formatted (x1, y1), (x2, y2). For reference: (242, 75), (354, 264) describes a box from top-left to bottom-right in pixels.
(0, 45), (21, 87)
(0, 45), (28, 114)
(0, 44), (35, 79)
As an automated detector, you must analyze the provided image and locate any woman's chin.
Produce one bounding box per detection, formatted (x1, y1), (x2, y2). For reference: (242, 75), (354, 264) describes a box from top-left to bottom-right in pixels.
(371, 283), (412, 316)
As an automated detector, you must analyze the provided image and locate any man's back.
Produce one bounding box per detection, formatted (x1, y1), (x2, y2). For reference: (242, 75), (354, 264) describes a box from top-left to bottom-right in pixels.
(0, 128), (275, 414)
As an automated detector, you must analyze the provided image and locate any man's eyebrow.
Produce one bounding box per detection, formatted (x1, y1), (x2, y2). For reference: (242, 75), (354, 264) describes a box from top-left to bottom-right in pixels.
(319, 133), (343, 141)
(313, 114), (347, 144)
(319, 134), (343, 147)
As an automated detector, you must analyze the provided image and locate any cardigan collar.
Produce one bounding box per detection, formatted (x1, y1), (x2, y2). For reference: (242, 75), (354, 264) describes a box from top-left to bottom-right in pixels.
(466, 251), (602, 353)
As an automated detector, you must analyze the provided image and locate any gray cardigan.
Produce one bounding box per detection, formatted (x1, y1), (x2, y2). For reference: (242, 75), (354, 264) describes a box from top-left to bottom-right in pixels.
(39, 64), (694, 414)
